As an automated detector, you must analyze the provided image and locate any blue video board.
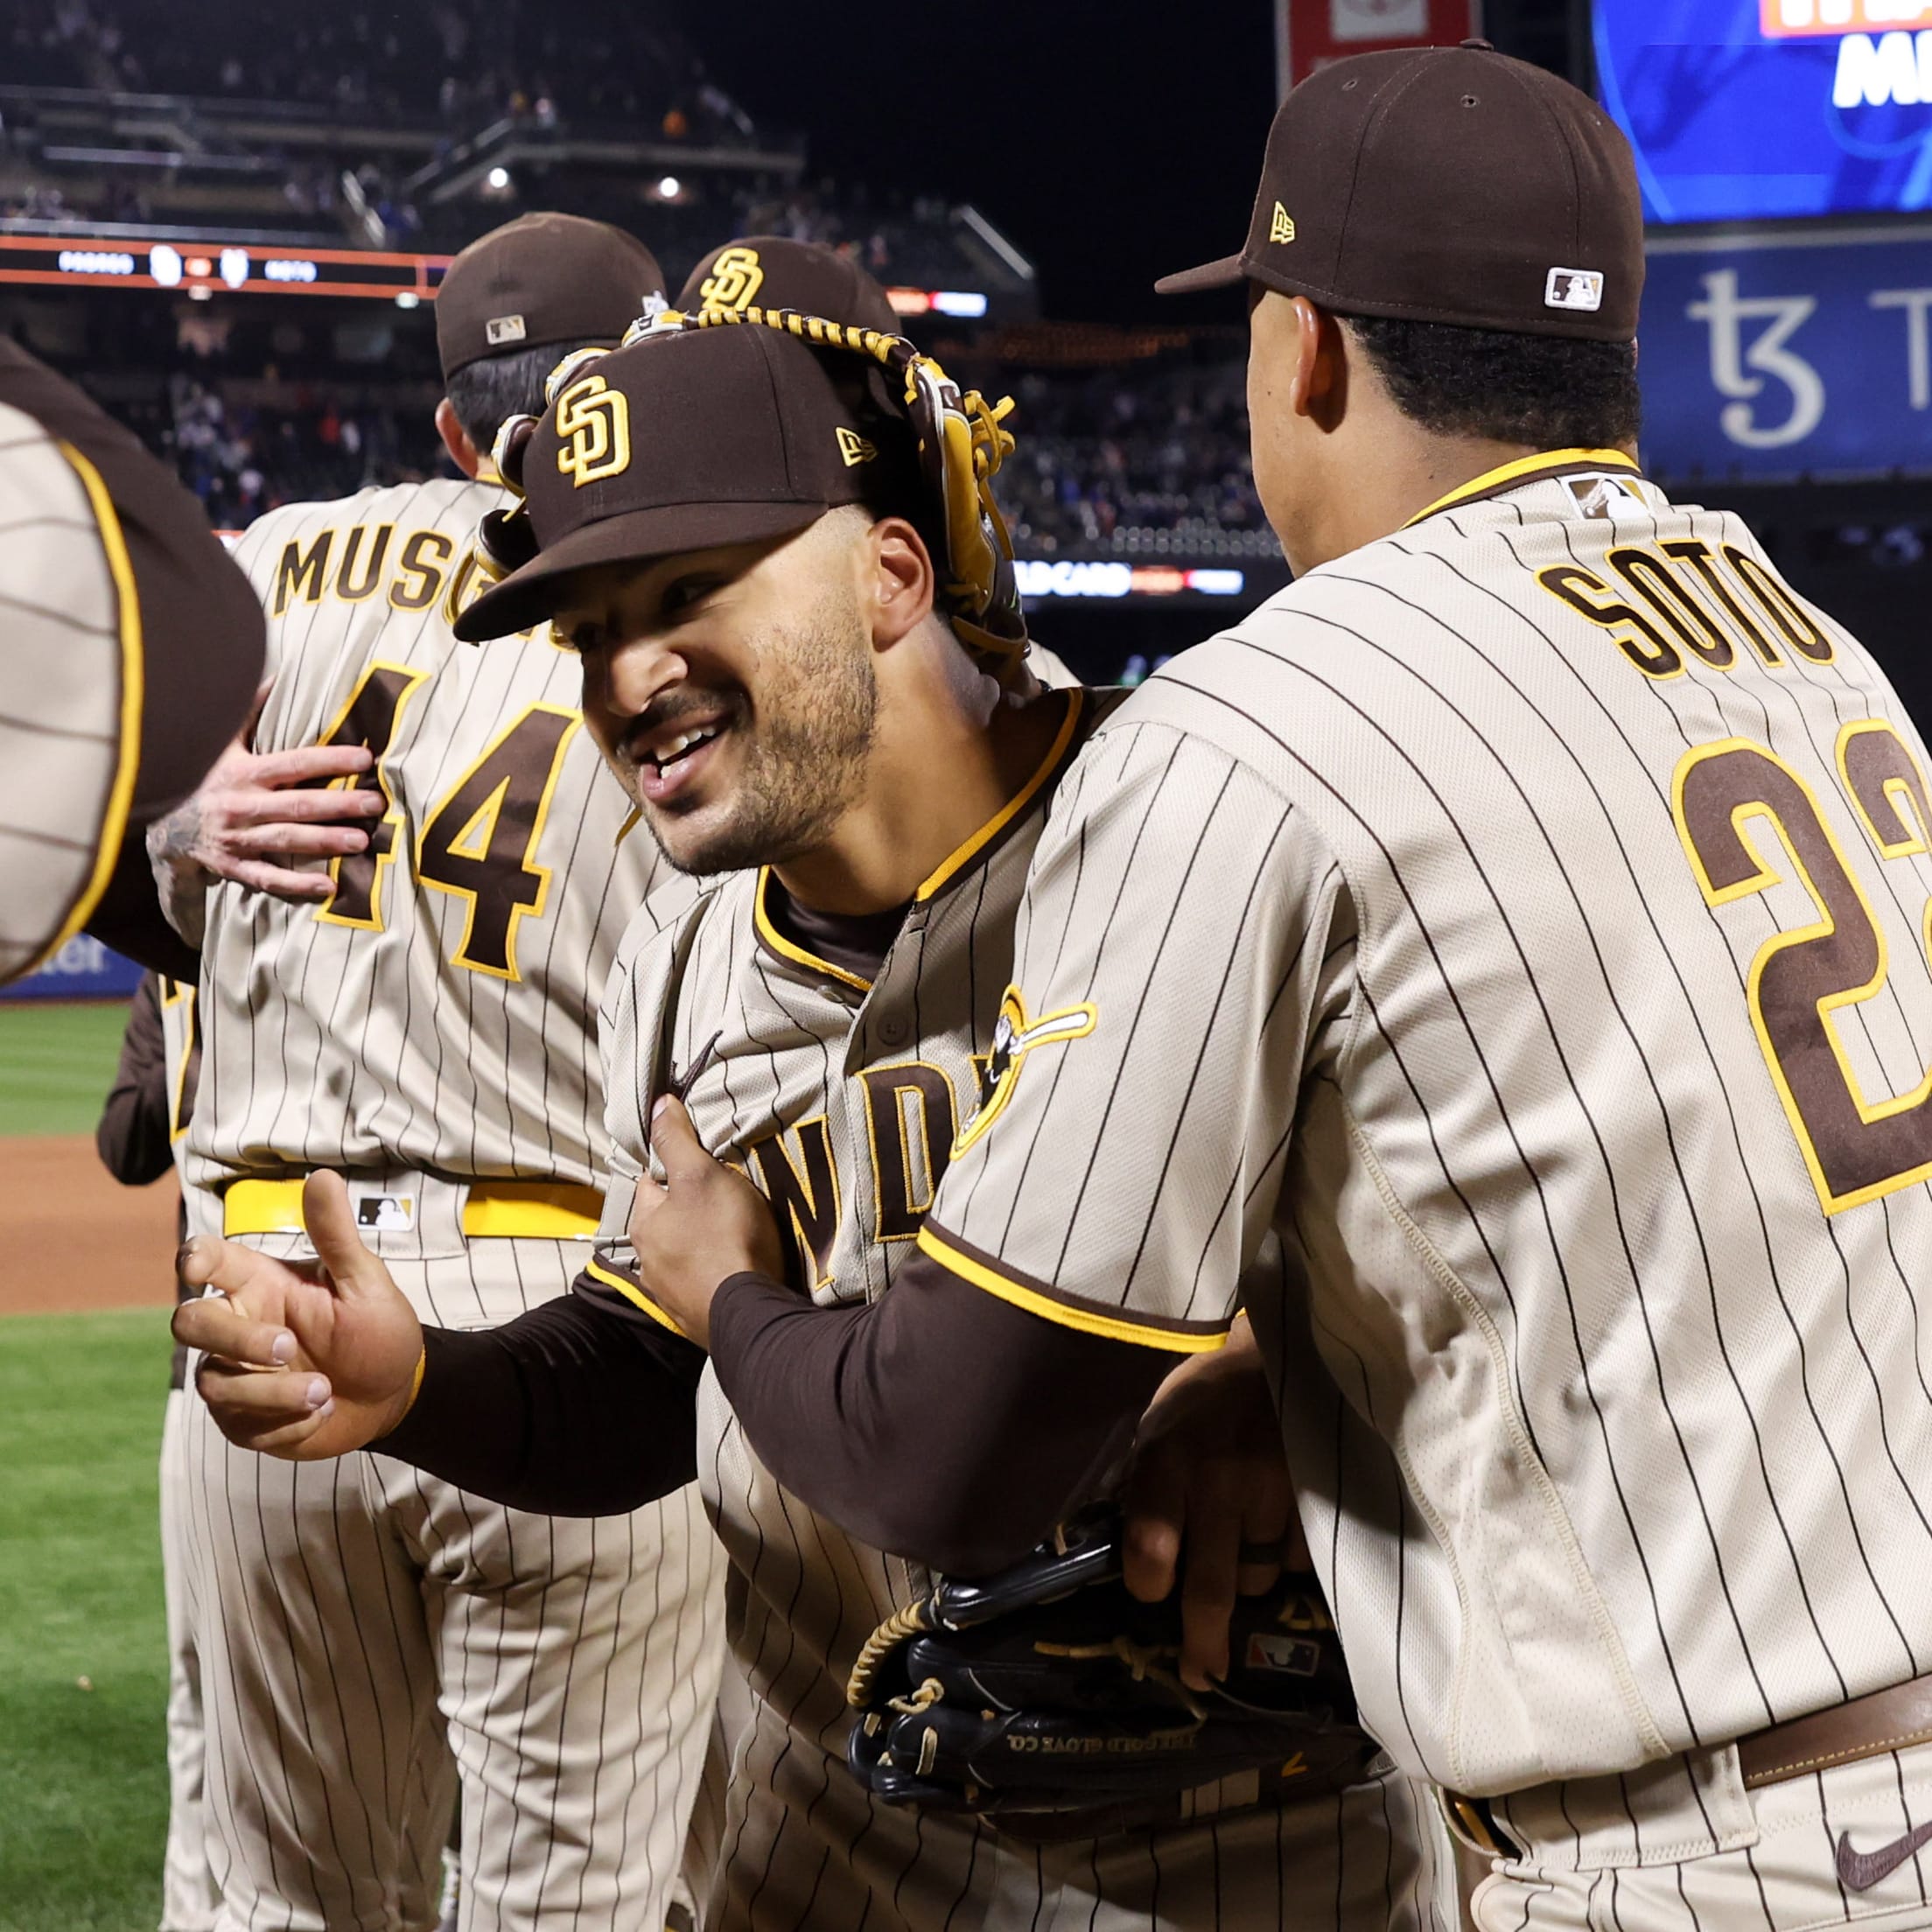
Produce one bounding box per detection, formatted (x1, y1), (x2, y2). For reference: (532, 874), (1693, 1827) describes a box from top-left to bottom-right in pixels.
(1596, 0), (1932, 223)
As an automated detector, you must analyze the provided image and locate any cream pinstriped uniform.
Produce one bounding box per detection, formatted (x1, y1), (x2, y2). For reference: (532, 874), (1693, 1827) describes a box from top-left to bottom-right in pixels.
(158, 975), (223, 1932)
(179, 476), (726, 1932)
(0, 402), (141, 981)
(920, 452), (1932, 1927)
(587, 684), (1448, 1932)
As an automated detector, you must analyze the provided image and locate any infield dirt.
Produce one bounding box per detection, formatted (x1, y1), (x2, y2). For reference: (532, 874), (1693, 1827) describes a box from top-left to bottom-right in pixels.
(0, 1136), (179, 1317)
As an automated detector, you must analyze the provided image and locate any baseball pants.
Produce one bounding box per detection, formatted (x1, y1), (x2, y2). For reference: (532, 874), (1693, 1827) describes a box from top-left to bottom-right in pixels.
(704, 1676), (1455, 1932)
(178, 1229), (728, 1932)
(1466, 1736), (1932, 1929)
(159, 1385), (221, 1932)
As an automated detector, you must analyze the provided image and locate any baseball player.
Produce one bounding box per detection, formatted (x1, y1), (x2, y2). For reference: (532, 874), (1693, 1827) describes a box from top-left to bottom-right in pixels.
(97, 972), (222, 1932)
(0, 342), (262, 984)
(148, 213), (730, 1932)
(556, 43), (1932, 1932)
(173, 316), (1448, 1928)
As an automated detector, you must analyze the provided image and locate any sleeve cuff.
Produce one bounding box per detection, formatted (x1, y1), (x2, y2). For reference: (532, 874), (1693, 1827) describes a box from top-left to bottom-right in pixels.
(914, 1223), (1230, 1354)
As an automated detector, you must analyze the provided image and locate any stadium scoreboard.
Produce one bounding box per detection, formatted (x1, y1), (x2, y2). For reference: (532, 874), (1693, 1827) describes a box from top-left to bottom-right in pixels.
(0, 232), (452, 300)
(1596, 0), (1932, 222)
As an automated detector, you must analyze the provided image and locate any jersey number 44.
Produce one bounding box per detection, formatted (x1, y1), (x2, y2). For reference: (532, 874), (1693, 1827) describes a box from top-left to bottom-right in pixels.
(311, 660), (583, 982)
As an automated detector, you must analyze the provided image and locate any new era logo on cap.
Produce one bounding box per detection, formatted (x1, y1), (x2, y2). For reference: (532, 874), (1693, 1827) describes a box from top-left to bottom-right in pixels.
(835, 426), (878, 466)
(1545, 268), (1605, 313)
(1270, 202), (1297, 245)
(486, 313), (528, 345)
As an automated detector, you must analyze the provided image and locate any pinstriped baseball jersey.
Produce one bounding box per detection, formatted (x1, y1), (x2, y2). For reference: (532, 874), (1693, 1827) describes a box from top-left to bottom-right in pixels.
(160, 975), (200, 1148)
(176, 474), (726, 1932)
(921, 449), (1932, 1798)
(186, 477), (680, 1200)
(584, 683), (1445, 1930)
(0, 402), (141, 981)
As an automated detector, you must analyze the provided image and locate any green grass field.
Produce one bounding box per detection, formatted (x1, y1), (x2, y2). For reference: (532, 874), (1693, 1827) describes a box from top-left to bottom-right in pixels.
(0, 1310), (171, 1931)
(0, 1001), (132, 1138)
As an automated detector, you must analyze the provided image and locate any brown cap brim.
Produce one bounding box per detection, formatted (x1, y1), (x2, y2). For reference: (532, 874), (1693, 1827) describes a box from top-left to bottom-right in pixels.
(455, 498), (829, 641)
(1153, 251), (1250, 297)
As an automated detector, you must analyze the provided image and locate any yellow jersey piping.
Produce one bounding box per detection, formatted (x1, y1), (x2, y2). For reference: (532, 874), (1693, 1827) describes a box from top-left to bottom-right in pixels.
(916, 1224), (1228, 1354)
(752, 686), (1087, 991)
(914, 687), (1087, 902)
(752, 868), (875, 992)
(585, 1255), (695, 1341)
(25, 439), (146, 976)
(1404, 447), (1642, 529)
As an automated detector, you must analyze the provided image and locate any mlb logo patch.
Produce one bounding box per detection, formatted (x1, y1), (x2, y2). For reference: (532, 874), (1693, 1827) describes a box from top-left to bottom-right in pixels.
(485, 313), (528, 345)
(1563, 473), (1648, 522)
(1246, 1633), (1320, 1676)
(353, 1194), (416, 1232)
(1545, 268), (1605, 313)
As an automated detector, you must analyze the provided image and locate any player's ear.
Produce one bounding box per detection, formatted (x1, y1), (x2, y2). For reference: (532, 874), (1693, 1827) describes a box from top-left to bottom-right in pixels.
(1248, 290), (1339, 430)
(435, 398), (484, 480)
(1294, 298), (1348, 430)
(864, 515), (937, 653)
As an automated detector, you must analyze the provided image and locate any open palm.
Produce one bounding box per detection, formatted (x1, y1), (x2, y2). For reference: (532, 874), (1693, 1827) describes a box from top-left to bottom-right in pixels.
(172, 1172), (425, 1460)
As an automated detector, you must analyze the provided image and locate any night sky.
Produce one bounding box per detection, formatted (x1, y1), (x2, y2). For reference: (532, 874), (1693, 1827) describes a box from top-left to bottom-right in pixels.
(663, 0), (1282, 326)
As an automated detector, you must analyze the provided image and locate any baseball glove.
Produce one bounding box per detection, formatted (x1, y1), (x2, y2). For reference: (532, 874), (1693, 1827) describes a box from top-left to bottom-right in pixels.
(844, 1508), (1378, 1841)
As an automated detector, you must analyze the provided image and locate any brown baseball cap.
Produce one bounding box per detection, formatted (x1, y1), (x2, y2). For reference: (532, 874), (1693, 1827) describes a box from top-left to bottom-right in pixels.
(453, 324), (910, 642)
(679, 235), (903, 334)
(436, 212), (667, 378)
(1157, 40), (1643, 342)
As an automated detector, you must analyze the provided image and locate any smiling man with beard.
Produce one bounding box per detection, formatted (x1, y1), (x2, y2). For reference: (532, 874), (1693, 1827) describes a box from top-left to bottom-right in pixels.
(172, 313), (1449, 1931)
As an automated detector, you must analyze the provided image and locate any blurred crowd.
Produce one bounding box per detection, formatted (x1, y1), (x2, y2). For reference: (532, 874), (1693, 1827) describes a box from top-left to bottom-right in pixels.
(0, 0), (1265, 556)
(2, 0), (754, 140)
(1001, 358), (1273, 558)
(160, 378), (433, 528)
(106, 347), (1265, 555)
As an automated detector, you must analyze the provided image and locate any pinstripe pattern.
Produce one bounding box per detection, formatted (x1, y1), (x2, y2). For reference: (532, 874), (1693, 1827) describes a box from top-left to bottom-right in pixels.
(187, 479), (668, 1199)
(178, 1238), (727, 1932)
(587, 687), (1448, 1930)
(0, 399), (130, 978)
(921, 461), (1932, 1916)
(158, 983), (220, 1931)
(159, 1387), (220, 1932)
(178, 477), (723, 1931)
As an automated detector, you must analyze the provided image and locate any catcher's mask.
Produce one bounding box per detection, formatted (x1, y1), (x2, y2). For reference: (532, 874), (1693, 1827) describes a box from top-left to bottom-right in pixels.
(463, 305), (1026, 667)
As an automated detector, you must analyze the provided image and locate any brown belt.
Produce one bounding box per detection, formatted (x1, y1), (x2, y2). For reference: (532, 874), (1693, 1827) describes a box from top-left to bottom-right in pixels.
(1736, 1674), (1932, 1788)
(1442, 1674), (1932, 1858)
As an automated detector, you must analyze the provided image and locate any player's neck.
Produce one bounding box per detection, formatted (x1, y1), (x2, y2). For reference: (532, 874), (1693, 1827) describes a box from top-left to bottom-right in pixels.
(772, 649), (1066, 919)
(1287, 424), (1642, 575)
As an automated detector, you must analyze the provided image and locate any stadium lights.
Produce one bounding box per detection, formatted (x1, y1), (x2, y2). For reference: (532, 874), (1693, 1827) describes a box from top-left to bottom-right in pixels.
(486, 166), (511, 190)
(657, 175), (682, 199)
(1012, 560), (1248, 600)
(396, 290), (420, 309)
(886, 288), (990, 318)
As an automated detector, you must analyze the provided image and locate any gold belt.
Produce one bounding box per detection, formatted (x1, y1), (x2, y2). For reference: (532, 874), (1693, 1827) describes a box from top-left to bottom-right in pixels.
(221, 1177), (601, 1241)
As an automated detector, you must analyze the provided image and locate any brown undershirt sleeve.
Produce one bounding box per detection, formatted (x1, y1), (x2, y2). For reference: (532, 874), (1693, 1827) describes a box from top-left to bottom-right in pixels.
(94, 971), (173, 1186)
(705, 1251), (1176, 1577)
(374, 1276), (706, 1516)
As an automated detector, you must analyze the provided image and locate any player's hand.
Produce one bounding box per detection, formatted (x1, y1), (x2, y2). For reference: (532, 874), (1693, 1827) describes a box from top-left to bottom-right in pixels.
(1121, 1313), (1306, 1693)
(628, 1096), (786, 1348)
(172, 1172), (424, 1460)
(146, 691), (386, 910)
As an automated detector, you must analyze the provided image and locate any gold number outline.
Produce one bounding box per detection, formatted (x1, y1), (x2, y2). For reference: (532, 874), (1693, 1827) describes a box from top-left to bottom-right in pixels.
(1672, 733), (1932, 1213)
(414, 702), (582, 982)
(313, 662), (430, 934)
